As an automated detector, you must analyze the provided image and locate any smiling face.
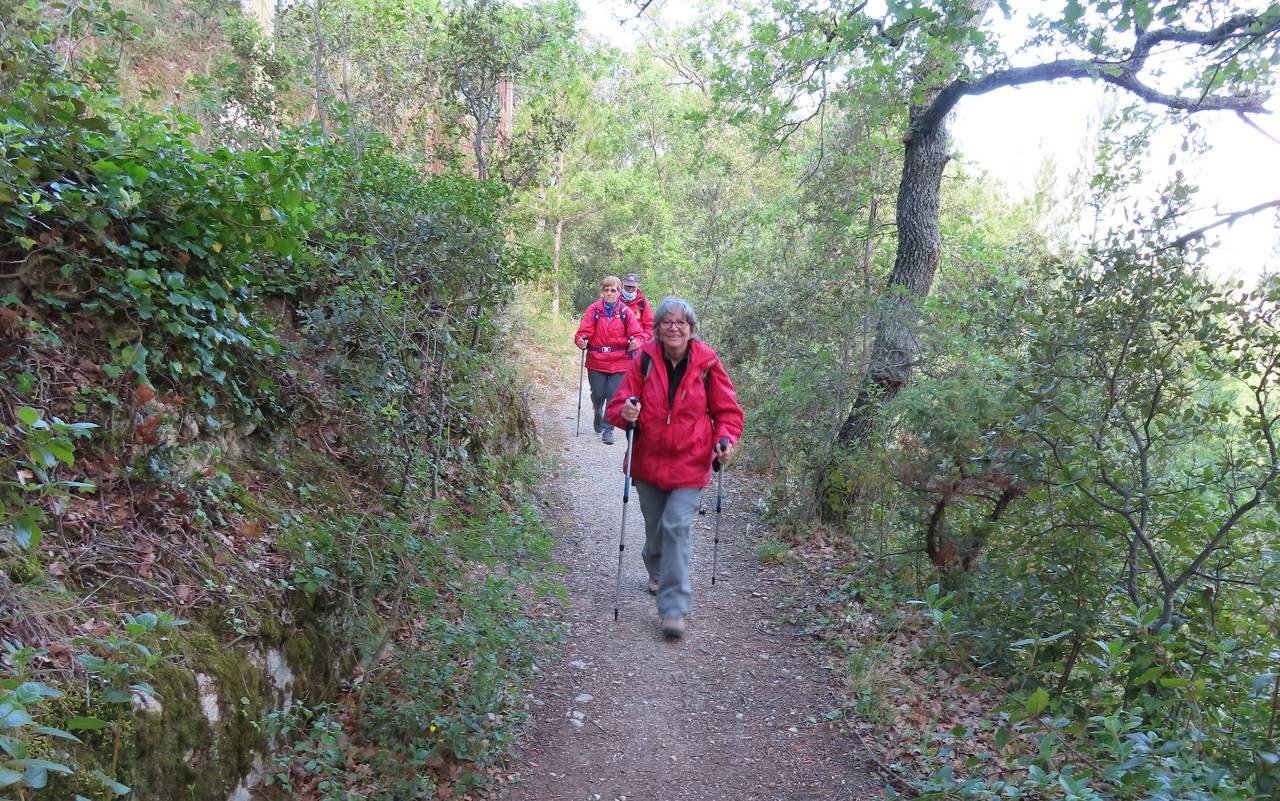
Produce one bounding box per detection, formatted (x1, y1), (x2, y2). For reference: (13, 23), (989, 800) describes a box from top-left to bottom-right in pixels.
(657, 312), (692, 358)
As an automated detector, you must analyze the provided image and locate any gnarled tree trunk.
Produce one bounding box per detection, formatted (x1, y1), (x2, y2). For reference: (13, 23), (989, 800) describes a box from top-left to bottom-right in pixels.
(837, 103), (948, 445)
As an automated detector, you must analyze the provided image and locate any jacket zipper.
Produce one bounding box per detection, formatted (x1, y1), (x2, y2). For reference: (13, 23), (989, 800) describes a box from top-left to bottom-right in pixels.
(668, 388), (688, 425)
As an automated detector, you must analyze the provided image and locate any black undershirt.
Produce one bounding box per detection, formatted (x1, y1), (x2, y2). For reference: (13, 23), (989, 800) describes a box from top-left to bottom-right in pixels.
(665, 350), (690, 406)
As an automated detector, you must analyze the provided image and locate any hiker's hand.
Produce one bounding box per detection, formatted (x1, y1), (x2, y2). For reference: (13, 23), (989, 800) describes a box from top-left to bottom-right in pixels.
(621, 397), (641, 424)
(576, 337), (588, 349)
(628, 338), (640, 351)
(714, 439), (735, 466)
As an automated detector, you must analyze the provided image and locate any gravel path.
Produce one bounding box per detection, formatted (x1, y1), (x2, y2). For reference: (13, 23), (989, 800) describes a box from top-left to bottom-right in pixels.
(491, 371), (880, 801)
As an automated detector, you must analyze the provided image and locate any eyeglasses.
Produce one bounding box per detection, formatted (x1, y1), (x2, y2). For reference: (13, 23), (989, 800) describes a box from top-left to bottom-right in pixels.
(659, 319), (690, 329)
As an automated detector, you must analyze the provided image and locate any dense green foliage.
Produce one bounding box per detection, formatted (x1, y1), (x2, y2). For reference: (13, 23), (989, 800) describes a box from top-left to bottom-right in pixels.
(1, 0), (559, 798)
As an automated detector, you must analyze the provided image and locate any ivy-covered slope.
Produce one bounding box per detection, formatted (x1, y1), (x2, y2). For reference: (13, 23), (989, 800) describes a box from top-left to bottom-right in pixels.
(1, 3), (554, 799)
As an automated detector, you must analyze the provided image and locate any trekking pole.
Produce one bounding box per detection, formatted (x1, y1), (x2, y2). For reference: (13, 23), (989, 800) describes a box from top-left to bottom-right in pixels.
(575, 347), (586, 437)
(710, 437), (729, 586)
(613, 397), (639, 621)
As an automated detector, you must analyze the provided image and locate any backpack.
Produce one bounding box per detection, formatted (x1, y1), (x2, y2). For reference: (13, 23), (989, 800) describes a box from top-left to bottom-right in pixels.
(592, 303), (630, 322)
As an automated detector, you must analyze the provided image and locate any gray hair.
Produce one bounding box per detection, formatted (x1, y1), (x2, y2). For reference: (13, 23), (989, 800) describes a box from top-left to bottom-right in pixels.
(654, 296), (698, 333)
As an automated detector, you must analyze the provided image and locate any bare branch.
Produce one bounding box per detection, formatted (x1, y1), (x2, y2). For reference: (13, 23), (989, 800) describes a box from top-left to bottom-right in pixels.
(1156, 199), (1280, 253)
(1236, 110), (1280, 145)
(1132, 12), (1280, 59)
(909, 11), (1280, 141)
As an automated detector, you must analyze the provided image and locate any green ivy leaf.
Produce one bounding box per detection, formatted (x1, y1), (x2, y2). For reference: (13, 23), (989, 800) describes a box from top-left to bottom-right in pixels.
(1025, 687), (1049, 717)
(11, 758), (72, 774)
(91, 768), (131, 795)
(30, 725), (81, 743)
(994, 726), (1012, 751)
(11, 515), (42, 551)
(0, 705), (34, 729)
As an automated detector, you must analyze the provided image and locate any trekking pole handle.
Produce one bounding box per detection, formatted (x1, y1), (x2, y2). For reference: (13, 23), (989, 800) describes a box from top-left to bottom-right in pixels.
(712, 437), (730, 472)
(624, 396), (640, 430)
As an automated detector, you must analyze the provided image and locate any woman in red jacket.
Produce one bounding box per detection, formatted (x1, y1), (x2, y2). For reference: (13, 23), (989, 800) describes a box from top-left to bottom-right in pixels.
(607, 297), (744, 639)
(575, 275), (643, 444)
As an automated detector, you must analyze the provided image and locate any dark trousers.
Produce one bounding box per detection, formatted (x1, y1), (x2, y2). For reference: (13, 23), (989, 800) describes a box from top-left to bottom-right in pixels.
(587, 369), (625, 433)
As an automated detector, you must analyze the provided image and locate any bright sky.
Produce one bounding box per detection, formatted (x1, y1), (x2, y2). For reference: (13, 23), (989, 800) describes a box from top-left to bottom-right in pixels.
(580, 0), (1280, 283)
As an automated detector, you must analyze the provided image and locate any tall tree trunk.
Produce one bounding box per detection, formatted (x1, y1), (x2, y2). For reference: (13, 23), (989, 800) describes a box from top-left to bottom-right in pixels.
(837, 107), (948, 445)
(312, 0), (327, 138)
(861, 188), (876, 292)
(474, 119), (488, 180)
(551, 216), (564, 317)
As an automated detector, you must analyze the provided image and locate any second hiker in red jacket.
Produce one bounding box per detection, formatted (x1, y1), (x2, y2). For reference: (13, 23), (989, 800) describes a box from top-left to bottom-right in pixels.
(620, 271), (654, 343)
(606, 296), (744, 639)
(575, 275), (642, 444)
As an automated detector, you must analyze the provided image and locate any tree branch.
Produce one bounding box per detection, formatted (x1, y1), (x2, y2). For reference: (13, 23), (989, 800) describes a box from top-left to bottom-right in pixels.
(1236, 110), (1280, 145)
(1132, 12), (1279, 58)
(908, 11), (1280, 142)
(1154, 198), (1280, 253)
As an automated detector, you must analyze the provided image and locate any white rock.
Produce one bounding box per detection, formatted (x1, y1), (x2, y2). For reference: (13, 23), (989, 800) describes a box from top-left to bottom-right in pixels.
(131, 691), (163, 715)
(196, 673), (220, 724)
(569, 660), (587, 669)
(575, 693), (594, 703)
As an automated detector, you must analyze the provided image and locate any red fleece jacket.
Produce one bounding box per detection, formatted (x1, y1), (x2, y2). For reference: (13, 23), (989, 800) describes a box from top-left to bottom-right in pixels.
(575, 299), (642, 373)
(606, 339), (744, 490)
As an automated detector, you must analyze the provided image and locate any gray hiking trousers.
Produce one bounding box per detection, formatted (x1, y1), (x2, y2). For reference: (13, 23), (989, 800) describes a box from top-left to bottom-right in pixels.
(635, 481), (703, 620)
(587, 369), (625, 433)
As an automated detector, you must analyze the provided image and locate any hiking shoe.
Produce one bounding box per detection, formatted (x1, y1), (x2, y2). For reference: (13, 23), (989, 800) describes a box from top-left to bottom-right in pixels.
(647, 578), (659, 595)
(661, 617), (685, 639)
(602, 428), (614, 445)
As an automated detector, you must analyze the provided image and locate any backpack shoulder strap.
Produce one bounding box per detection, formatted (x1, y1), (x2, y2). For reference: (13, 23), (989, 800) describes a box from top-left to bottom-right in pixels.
(640, 351), (653, 379)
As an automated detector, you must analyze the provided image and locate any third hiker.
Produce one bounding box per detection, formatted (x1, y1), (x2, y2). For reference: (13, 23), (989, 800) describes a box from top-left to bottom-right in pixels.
(619, 271), (654, 343)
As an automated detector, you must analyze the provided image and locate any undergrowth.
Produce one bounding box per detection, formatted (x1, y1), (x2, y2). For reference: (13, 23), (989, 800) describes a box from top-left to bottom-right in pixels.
(1, 3), (561, 799)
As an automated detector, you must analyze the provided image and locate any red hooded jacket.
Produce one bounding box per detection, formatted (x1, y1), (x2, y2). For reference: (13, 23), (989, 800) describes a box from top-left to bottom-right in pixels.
(575, 299), (642, 373)
(621, 290), (655, 342)
(605, 339), (744, 490)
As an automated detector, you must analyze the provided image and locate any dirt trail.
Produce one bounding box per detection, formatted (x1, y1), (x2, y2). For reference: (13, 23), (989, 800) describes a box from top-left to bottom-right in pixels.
(492, 373), (879, 801)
